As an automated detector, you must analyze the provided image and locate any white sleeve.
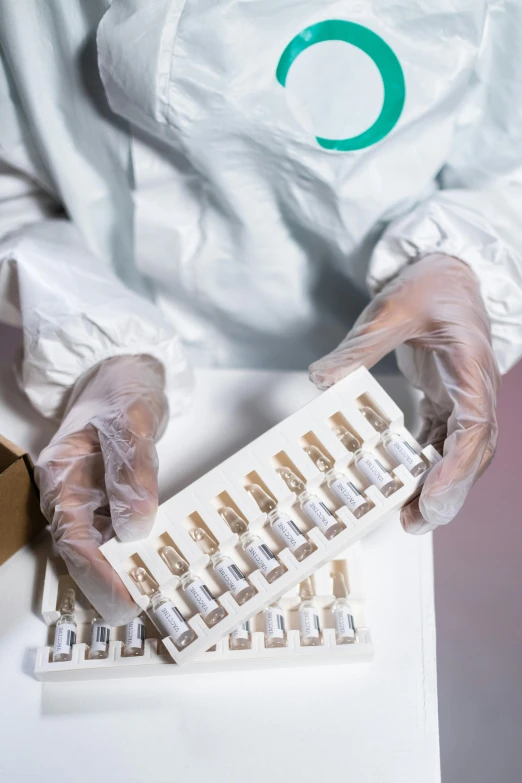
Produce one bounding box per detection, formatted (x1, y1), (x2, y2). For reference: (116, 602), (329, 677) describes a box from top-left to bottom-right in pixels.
(368, 3), (522, 375)
(0, 219), (194, 420)
(96, 0), (185, 141)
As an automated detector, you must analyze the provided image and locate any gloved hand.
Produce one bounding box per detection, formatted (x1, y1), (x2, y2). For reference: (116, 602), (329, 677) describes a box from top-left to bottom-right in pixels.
(35, 355), (168, 624)
(309, 254), (500, 534)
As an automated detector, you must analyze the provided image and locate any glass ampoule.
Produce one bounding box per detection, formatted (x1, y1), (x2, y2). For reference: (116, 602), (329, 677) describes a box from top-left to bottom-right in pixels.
(89, 613), (111, 660)
(131, 566), (196, 651)
(298, 577), (322, 647)
(352, 447), (398, 498)
(53, 588), (77, 662)
(159, 543), (189, 577)
(304, 446), (371, 524)
(220, 507), (286, 584)
(123, 614), (147, 657)
(247, 483), (313, 562)
(359, 405), (425, 477)
(160, 544), (227, 627)
(359, 405), (388, 434)
(190, 528), (257, 606)
(334, 423), (398, 499)
(336, 426), (362, 454)
(331, 572), (356, 645)
(382, 431), (426, 477)
(264, 602), (287, 648)
(278, 465), (347, 539)
(229, 620), (252, 651)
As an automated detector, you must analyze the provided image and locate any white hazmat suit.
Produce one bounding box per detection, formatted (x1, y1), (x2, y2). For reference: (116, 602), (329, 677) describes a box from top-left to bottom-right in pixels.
(0, 0), (519, 622)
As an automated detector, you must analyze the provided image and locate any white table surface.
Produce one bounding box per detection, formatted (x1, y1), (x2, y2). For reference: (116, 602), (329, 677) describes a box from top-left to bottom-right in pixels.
(0, 363), (440, 783)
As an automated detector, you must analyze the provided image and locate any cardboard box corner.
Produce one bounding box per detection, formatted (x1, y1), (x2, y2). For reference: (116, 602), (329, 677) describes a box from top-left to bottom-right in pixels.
(0, 433), (48, 567)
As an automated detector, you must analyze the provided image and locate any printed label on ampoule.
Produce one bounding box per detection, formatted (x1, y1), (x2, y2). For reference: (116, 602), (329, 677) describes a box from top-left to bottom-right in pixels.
(272, 513), (307, 553)
(53, 622), (76, 656)
(265, 607), (285, 640)
(125, 616), (146, 650)
(334, 606), (356, 640)
(90, 620), (111, 654)
(151, 601), (190, 642)
(299, 607), (321, 639)
(356, 454), (393, 489)
(385, 438), (424, 472)
(231, 620), (250, 641)
(329, 477), (367, 512)
(214, 557), (250, 596)
(245, 540), (280, 575)
(302, 496), (337, 534)
(184, 579), (219, 618)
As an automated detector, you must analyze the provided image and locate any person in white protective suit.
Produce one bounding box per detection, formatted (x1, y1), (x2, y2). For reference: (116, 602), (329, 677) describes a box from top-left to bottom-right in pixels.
(0, 0), (520, 624)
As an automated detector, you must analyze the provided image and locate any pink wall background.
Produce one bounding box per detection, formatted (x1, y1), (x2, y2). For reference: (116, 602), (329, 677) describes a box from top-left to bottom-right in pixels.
(435, 361), (522, 782)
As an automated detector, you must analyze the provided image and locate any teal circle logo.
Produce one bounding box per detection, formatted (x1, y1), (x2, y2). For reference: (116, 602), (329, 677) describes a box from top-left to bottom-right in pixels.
(276, 20), (405, 151)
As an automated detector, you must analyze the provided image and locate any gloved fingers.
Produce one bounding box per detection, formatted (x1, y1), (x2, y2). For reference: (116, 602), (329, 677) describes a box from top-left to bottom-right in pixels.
(417, 409), (447, 454)
(309, 294), (415, 390)
(402, 406), (497, 534)
(477, 415), (498, 477)
(401, 421), (491, 533)
(308, 255), (499, 534)
(34, 356), (170, 622)
(400, 497), (438, 535)
(97, 395), (161, 543)
(54, 504), (140, 625)
(309, 255), (487, 392)
(35, 428), (106, 522)
(401, 403), (446, 534)
(37, 430), (138, 624)
(402, 345), (498, 533)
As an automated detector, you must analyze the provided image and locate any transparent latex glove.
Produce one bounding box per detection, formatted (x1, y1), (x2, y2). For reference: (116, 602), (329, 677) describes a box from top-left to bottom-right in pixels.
(309, 255), (500, 534)
(35, 355), (168, 625)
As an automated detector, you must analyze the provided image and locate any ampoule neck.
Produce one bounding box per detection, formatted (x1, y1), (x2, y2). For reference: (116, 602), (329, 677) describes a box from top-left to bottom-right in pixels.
(332, 571), (349, 599)
(381, 429), (396, 444)
(240, 530), (259, 546)
(149, 589), (163, 608)
(179, 569), (197, 587)
(59, 588), (76, 616)
(325, 467), (344, 484)
(150, 589), (167, 610)
(266, 507), (282, 522)
(299, 578), (315, 603)
(297, 488), (313, 504)
(334, 426), (361, 453)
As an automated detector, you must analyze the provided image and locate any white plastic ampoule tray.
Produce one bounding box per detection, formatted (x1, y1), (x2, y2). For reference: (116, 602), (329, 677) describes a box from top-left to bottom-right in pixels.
(92, 367), (439, 666)
(35, 544), (371, 681)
